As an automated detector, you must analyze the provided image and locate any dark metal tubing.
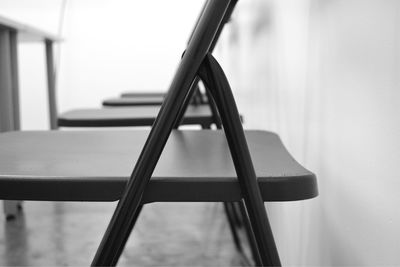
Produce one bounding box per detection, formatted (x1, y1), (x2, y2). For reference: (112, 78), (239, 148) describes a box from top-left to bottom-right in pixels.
(224, 202), (244, 253)
(186, 0), (209, 45)
(91, 1), (231, 265)
(232, 202), (244, 227)
(209, 0), (237, 52)
(173, 1), (244, 254)
(239, 200), (263, 266)
(198, 53), (281, 266)
(171, 77), (200, 129)
(107, 205), (144, 266)
(207, 81), (261, 264)
(173, 0), (238, 128)
(206, 82), (249, 254)
(205, 86), (222, 128)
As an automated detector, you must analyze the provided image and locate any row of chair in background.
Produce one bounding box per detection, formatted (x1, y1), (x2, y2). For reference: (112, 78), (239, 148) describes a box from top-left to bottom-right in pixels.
(56, 86), (215, 128)
(56, 0), (214, 129)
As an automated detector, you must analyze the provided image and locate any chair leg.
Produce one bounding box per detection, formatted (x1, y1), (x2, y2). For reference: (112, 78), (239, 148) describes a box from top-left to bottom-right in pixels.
(223, 202), (244, 253)
(3, 200), (21, 220)
(226, 201), (263, 266)
(107, 204), (144, 266)
(238, 201), (262, 266)
(92, 204), (143, 266)
(198, 127), (244, 252)
(232, 202), (243, 228)
(199, 53), (281, 266)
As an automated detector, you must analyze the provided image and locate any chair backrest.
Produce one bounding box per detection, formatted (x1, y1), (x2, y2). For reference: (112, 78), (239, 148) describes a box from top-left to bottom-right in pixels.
(187, 0), (237, 50)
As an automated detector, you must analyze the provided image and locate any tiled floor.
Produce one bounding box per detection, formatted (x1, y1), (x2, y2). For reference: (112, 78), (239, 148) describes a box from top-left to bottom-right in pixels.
(0, 201), (249, 266)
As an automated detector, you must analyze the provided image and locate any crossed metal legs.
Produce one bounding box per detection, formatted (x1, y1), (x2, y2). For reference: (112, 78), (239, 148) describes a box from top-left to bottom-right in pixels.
(92, 53), (281, 266)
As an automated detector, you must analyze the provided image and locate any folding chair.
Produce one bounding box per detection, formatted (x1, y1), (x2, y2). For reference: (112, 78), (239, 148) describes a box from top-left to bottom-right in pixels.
(0, 0), (318, 266)
(57, 1), (250, 262)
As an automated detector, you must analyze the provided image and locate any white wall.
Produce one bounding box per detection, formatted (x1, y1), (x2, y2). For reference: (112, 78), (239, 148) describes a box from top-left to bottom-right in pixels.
(217, 0), (400, 265)
(0, 0), (203, 129)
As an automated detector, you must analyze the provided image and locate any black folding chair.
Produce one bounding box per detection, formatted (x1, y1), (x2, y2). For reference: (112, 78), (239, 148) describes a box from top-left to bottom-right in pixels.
(57, 1), (252, 263)
(0, 0), (317, 266)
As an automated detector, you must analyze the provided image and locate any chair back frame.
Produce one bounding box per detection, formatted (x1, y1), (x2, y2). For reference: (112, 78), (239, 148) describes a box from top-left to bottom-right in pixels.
(173, 0), (238, 125)
(198, 53), (281, 266)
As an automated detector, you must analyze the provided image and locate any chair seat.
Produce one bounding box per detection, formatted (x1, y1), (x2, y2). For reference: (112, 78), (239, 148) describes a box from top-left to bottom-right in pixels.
(0, 130), (317, 203)
(58, 105), (214, 127)
(102, 96), (165, 107)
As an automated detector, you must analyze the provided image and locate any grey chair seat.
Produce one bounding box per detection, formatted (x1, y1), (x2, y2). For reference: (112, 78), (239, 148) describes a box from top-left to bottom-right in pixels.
(0, 130), (317, 203)
(102, 96), (165, 107)
(58, 105), (214, 127)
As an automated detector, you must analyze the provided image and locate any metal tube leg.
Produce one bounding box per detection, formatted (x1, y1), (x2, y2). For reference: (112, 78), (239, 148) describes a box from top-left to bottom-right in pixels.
(173, 78), (200, 129)
(198, 123), (243, 248)
(238, 201), (262, 266)
(199, 120), (243, 249)
(4, 201), (20, 220)
(92, 203), (144, 266)
(197, 122), (244, 254)
(223, 202), (244, 253)
(0, 29), (21, 220)
(207, 88), (243, 232)
(231, 202), (243, 228)
(108, 204), (144, 266)
(199, 53), (281, 266)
